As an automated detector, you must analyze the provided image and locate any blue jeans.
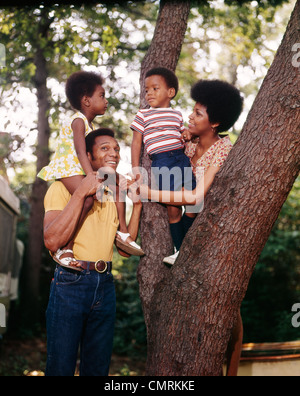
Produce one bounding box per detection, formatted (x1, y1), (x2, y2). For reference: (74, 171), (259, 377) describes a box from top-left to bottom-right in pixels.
(46, 265), (116, 376)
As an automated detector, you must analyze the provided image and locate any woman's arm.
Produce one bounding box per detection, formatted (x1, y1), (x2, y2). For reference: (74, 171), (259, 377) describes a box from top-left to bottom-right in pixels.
(140, 165), (220, 206)
(72, 118), (94, 175)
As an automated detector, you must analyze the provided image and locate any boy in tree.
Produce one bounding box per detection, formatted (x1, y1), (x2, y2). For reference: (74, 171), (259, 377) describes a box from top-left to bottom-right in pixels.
(131, 67), (196, 258)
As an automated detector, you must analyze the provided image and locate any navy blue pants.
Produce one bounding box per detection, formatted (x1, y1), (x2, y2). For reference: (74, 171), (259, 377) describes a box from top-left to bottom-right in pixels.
(46, 265), (116, 376)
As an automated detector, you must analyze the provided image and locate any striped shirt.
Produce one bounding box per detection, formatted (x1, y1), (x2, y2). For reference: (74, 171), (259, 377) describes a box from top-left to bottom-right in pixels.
(130, 108), (185, 155)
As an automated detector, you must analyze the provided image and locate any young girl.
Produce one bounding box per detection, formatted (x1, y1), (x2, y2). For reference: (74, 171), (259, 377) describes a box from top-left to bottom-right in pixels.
(38, 71), (144, 270)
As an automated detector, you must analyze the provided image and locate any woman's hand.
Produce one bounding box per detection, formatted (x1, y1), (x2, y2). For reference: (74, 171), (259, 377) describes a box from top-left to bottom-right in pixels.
(139, 184), (150, 201)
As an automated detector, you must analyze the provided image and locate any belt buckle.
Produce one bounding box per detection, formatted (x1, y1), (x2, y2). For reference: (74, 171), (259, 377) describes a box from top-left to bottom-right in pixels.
(95, 260), (108, 274)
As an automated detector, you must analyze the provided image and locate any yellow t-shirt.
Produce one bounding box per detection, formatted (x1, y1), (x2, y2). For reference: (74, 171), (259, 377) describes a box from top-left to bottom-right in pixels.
(44, 182), (119, 262)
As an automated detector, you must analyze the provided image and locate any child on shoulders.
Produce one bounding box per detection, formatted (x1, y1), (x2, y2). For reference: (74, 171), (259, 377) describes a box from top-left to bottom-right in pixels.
(38, 71), (144, 270)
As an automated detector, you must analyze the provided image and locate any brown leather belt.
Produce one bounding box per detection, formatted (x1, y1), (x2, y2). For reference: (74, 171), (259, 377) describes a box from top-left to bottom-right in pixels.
(77, 260), (112, 273)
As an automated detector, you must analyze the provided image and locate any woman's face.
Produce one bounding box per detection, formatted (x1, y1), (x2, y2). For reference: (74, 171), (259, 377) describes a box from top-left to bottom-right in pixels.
(188, 103), (215, 136)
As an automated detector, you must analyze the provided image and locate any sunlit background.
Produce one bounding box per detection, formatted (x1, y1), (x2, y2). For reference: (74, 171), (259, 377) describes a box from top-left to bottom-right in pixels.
(0, 0), (295, 180)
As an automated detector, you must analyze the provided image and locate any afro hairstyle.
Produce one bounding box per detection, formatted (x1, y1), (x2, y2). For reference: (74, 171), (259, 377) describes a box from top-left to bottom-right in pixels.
(145, 67), (179, 98)
(191, 80), (244, 133)
(66, 71), (105, 111)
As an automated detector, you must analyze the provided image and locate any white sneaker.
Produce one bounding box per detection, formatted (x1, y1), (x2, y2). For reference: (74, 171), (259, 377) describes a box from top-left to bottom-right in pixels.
(163, 251), (180, 266)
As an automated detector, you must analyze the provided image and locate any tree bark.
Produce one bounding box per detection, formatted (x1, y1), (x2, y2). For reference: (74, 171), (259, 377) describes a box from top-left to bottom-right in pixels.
(145, 0), (300, 376)
(139, 0), (191, 108)
(138, 0), (191, 329)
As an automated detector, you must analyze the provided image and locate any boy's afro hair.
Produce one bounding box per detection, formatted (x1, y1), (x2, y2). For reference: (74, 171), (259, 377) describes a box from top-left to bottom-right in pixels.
(191, 80), (244, 133)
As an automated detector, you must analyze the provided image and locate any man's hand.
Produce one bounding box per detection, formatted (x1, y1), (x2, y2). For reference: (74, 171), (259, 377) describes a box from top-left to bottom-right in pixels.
(118, 174), (135, 193)
(119, 173), (143, 205)
(77, 172), (102, 199)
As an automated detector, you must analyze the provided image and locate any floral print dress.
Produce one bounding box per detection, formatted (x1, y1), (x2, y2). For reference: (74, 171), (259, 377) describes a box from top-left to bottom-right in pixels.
(38, 112), (94, 181)
(184, 135), (233, 175)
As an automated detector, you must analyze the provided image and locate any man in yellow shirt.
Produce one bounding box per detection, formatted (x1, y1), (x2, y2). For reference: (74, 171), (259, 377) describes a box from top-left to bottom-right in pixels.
(43, 129), (142, 376)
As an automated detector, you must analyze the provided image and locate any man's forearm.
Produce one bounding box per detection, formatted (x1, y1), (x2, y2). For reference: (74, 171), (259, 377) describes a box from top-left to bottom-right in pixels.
(44, 173), (100, 252)
(44, 189), (86, 252)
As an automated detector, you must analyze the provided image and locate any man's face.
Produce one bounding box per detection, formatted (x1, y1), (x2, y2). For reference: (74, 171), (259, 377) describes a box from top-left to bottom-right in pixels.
(88, 135), (120, 174)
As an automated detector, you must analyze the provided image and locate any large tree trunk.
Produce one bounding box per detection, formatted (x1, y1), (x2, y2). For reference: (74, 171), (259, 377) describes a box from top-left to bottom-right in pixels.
(23, 18), (51, 326)
(145, 0), (300, 376)
(138, 0), (191, 329)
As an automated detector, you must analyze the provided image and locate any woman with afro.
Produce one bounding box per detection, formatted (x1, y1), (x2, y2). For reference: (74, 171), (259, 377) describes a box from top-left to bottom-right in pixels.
(141, 79), (244, 261)
(140, 79), (244, 376)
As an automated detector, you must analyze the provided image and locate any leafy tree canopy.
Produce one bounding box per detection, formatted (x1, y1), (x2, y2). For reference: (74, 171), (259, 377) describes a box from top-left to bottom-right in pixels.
(0, 0), (291, 9)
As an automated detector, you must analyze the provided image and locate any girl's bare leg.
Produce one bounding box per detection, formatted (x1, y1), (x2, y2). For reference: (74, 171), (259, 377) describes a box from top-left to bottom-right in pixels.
(115, 185), (135, 245)
(114, 180), (144, 257)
